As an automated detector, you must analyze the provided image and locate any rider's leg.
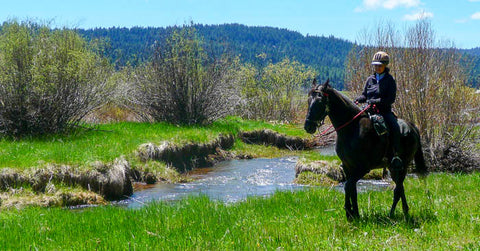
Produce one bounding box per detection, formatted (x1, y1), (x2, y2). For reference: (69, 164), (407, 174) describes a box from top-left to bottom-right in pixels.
(383, 112), (402, 169)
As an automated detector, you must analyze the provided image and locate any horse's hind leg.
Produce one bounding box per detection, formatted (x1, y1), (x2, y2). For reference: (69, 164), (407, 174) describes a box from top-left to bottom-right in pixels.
(389, 168), (409, 217)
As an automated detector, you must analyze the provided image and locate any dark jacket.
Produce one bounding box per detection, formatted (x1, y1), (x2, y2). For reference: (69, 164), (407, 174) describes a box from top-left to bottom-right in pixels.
(355, 68), (396, 114)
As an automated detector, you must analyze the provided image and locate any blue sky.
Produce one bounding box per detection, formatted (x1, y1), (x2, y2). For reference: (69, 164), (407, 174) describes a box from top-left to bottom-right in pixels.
(1, 0), (479, 48)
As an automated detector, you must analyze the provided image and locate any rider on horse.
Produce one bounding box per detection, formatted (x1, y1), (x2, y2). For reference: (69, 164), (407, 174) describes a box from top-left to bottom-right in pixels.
(354, 51), (403, 169)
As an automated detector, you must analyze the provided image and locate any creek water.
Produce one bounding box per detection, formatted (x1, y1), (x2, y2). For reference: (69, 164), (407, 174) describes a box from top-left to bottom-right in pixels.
(121, 157), (303, 208)
(119, 146), (392, 208)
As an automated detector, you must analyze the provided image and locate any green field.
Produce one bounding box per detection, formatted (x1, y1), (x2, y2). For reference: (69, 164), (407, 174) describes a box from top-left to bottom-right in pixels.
(1, 118), (478, 249)
(0, 173), (478, 249)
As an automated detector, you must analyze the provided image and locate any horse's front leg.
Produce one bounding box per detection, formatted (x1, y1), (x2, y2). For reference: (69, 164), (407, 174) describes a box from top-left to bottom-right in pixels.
(344, 176), (360, 220)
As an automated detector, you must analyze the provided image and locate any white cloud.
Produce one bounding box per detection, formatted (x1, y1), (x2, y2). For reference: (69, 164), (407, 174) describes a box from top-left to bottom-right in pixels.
(356, 0), (422, 11)
(403, 11), (434, 21)
(472, 12), (480, 19)
(468, 0), (480, 2)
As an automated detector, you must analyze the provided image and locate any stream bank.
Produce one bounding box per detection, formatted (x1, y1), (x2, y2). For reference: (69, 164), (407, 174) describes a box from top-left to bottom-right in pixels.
(0, 129), (319, 209)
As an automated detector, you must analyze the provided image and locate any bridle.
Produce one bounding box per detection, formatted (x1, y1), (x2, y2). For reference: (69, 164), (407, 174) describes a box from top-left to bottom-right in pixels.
(309, 88), (371, 137)
(306, 88), (330, 129)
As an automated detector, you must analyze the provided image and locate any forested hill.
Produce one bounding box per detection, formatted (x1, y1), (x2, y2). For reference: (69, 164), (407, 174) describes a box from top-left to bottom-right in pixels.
(77, 24), (480, 89)
(77, 24), (353, 89)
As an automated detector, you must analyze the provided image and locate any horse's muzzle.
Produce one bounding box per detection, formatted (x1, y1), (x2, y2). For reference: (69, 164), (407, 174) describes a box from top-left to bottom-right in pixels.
(304, 120), (317, 134)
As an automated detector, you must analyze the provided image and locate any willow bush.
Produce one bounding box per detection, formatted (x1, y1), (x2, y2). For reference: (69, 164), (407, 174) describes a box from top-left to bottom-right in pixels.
(127, 25), (239, 125)
(0, 20), (111, 137)
(235, 58), (316, 122)
(346, 19), (479, 172)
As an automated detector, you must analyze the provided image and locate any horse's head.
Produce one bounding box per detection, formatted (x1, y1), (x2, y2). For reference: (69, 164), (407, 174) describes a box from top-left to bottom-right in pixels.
(304, 78), (330, 134)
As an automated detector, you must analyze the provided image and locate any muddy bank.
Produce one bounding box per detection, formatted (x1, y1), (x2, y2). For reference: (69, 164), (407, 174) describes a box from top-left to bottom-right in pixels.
(294, 160), (344, 186)
(239, 129), (318, 150)
(136, 134), (235, 173)
(0, 157), (132, 201)
(0, 189), (105, 209)
(294, 159), (385, 186)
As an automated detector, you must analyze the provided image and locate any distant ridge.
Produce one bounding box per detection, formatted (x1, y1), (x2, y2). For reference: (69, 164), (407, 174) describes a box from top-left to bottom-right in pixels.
(77, 23), (353, 89)
(77, 23), (479, 89)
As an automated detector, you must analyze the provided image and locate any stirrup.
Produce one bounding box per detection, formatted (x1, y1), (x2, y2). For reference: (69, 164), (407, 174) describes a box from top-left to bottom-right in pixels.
(391, 156), (403, 170)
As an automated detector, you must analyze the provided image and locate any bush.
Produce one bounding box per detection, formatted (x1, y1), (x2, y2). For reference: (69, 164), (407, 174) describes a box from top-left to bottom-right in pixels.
(0, 20), (111, 137)
(235, 58), (316, 122)
(127, 25), (239, 125)
(345, 19), (480, 172)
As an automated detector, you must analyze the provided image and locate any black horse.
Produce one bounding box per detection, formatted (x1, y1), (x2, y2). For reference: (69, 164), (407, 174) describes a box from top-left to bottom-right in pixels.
(304, 79), (428, 220)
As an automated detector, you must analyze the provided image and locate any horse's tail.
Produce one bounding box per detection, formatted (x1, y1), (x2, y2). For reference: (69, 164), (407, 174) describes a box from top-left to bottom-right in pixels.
(410, 122), (428, 176)
(414, 141), (428, 176)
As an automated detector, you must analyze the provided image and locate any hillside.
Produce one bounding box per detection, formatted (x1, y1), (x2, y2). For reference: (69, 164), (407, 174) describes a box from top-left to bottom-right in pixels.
(77, 24), (479, 89)
(77, 24), (353, 89)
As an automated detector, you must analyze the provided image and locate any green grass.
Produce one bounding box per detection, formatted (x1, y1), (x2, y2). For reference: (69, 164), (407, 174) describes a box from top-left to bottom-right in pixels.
(0, 116), (311, 169)
(0, 173), (478, 249)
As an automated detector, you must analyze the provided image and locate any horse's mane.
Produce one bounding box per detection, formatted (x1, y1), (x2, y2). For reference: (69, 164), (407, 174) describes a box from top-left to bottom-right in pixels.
(323, 85), (361, 113)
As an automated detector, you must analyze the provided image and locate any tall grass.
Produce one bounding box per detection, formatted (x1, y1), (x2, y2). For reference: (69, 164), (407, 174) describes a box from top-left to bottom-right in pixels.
(0, 173), (478, 249)
(0, 117), (311, 169)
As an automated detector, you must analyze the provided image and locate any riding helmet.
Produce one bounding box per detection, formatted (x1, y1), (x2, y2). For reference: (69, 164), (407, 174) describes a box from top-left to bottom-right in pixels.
(371, 51), (389, 66)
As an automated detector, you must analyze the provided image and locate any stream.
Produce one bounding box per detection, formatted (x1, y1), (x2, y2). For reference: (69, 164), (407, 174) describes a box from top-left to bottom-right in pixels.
(119, 146), (392, 208)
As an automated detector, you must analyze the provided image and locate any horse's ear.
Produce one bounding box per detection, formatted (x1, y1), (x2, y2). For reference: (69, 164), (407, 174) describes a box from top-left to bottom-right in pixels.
(324, 79), (330, 87)
(312, 78), (318, 88)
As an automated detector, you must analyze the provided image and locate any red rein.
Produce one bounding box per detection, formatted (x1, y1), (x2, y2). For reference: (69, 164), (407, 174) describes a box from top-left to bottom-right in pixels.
(318, 104), (371, 136)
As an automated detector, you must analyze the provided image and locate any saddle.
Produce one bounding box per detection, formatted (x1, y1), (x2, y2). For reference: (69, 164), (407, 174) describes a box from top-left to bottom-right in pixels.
(365, 105), (389, 136)
(369, 113), (388, 136)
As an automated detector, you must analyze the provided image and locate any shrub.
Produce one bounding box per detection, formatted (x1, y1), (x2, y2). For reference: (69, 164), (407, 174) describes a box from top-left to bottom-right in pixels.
(235, 58), (316, 122)
(345, 19), (480, 172)
(127, 25), (239, 125)
(0, 20), (111, 137)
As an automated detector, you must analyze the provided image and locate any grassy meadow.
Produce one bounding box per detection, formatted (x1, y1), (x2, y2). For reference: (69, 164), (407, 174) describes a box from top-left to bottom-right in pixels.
(0, 173), (478, 249)
(0, 117), (478, 249)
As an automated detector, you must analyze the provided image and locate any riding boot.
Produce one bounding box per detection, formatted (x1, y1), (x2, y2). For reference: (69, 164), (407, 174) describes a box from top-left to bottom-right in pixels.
(390, 121), (403, 170)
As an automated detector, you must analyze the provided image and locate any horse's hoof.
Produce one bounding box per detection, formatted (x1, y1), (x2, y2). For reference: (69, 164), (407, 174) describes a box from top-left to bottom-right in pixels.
(346, 212), (360, 221)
